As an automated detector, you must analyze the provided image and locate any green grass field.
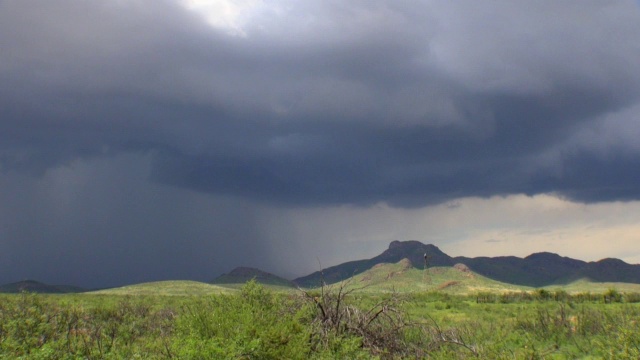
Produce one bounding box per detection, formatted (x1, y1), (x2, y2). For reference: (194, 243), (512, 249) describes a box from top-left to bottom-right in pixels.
(4, 264), (640, 359)
(544, 278), (640, 294)
(2, 284), (640, 359)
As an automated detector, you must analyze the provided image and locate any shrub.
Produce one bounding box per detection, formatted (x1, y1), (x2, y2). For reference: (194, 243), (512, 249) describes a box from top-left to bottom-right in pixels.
(172, 280), (315, 359)
(604, 288), (623, 303)
(623, 292), (640, 303)
(0, 293), (176, 359)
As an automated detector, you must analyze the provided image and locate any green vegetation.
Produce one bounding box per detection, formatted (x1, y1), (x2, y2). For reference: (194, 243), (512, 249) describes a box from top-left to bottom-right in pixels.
(404, 290), (640, 358)
(0, 292), (174, 359)
(0, 281), (408, 359)
(172, 281), (377, 359)
(3, 280), (640, 359)
(546, 278), (640, 294)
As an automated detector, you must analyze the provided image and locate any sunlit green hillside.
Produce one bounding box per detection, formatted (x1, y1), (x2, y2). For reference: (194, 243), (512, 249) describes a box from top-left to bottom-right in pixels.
(329, 259), (530, 294)
(89, 280), (233, 296)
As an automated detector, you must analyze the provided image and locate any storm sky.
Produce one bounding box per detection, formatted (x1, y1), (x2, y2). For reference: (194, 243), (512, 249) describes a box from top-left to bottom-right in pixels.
(1, 0), (640, 288)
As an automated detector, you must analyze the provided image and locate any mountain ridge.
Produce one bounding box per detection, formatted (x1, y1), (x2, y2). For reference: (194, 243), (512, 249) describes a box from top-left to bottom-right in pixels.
(294, 240), (640, 288)
(4, 241), (639, 292)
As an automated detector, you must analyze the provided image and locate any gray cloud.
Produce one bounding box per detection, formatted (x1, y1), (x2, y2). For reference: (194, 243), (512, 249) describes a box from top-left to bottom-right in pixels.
(1, 0), (640, 286)
(3, 0), (638, 205)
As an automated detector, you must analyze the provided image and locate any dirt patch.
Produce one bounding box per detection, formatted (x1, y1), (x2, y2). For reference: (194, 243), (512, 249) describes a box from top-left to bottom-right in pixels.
(437, 281), (460, 290)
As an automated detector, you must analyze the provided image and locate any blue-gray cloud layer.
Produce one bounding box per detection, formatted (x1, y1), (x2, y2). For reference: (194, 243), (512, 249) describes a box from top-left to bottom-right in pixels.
(2, 0), (640, 206)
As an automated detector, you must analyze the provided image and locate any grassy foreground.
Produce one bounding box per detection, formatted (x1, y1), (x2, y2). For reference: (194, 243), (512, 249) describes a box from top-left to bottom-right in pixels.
(2, 282), (640, 359)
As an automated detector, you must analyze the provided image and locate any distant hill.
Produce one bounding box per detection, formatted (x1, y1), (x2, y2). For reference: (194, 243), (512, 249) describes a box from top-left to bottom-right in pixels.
(455, 252), (587, 287)
(0, 280), (86, 294)
(294, 240), (640, 288)
(576, 258), (640, 284)
(212, 267), (295, 288)
(7, 242), (640, 293)
(338, 258), (527, 294)
(90, 280), (232, 296)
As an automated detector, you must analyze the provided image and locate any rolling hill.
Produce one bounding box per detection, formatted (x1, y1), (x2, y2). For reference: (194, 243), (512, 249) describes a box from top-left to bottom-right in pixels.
(89, 280), (233, 296)
(334, 258), (529, 294)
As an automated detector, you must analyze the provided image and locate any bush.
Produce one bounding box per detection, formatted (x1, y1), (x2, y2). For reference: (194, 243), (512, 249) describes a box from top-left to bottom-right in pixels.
(173, 280), (315, 359)
(0, 292), (174, 359)
(604, 288), (623, 303)
(172, 280), (427, 359)
(300, 281), (417, 358)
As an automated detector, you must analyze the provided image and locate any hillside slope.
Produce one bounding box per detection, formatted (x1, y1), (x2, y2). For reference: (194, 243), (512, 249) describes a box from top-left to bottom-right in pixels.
(338, 259), (528, 294)
(90, 281), (232, 296)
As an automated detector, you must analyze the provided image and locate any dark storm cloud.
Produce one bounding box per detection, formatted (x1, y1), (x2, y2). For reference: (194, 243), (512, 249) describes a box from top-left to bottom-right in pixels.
(2, 0), (640, 288)
(1, 0), (640, 207)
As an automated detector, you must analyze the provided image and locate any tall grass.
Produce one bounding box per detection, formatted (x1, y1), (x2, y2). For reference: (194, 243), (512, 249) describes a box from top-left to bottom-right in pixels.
(2, 286), (640, 359)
